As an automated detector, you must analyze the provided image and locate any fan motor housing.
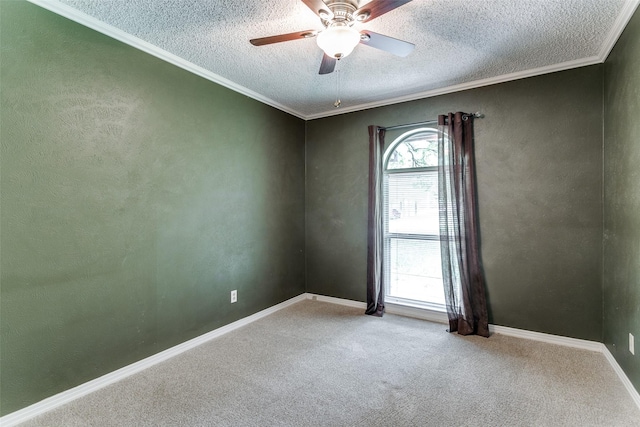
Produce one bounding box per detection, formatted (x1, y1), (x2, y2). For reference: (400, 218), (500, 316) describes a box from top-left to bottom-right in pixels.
(322, 1), (359, 27)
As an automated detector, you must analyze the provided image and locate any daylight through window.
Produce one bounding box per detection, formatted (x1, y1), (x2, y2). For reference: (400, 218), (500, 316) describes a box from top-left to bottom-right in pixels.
(383, 128), (445, 309)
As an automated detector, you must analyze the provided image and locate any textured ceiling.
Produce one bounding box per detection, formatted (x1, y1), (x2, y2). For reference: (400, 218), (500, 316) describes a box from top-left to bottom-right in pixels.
(32, 0), (638, 119)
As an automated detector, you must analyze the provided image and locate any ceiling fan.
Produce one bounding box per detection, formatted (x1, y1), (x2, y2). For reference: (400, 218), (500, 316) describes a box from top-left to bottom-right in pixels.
(250, 0), (415, 75)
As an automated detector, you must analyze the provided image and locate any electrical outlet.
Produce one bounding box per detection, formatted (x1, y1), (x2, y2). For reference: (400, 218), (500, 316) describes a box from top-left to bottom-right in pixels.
(231, 290), (237, 304)
(630, 333), (635, 355)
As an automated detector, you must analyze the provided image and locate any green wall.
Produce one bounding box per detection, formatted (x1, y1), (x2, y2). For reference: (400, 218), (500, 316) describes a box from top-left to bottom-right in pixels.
(0, 1), (305, 415)
(2, 0), (639, 418)
(306, 66), (604, 342)
(603, 8), (640, 392)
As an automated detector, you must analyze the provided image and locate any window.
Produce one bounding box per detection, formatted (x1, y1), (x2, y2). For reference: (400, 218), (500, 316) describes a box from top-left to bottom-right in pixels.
(383, 128), (445, 310)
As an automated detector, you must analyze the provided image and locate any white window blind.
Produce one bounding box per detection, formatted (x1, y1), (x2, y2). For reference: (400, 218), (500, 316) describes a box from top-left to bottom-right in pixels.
(383, 129), (445, 307)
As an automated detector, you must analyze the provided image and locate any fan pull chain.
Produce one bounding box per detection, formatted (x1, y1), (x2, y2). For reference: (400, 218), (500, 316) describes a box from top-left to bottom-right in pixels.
(334, 62), (341, 108)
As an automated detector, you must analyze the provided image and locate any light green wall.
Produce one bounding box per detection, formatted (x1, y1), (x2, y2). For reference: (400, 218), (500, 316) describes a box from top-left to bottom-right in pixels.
(306, 66), (604, 342)
(0, 1), (305, 415)
(603, 7), (640, 392)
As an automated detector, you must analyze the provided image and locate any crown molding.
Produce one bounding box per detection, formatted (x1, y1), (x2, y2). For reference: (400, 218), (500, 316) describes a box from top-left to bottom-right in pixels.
(305, 55), (603, 120)
(597, 0), (640, 61)
(305, 0), (640, 120)
(26, 0), (307, 120)
(27, 0), (640, 121)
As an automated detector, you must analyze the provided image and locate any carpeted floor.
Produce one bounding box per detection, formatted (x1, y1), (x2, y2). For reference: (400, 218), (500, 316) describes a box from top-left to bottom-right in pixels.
(21, 300), (640, 426)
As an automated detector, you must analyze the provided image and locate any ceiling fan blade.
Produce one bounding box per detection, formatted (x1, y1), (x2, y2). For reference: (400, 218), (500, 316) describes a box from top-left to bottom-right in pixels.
(354, 0), (412, 23)
(319, 53), (336, 75)
(360, 31), (415, 57)
(250, 30), (318, 46)
(301, 0), (333, 20)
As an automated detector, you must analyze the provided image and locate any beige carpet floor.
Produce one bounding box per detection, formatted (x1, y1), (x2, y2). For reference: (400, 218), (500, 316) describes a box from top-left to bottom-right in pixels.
(21, 300), (640, 426)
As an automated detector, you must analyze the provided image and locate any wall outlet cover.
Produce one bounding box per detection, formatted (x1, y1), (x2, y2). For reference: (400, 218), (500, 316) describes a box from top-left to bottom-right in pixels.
(231, 290), (237, 303)
(630, 333), (635, 355)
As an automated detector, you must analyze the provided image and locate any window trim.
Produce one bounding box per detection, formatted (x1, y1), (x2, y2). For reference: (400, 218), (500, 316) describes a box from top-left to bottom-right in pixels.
(385, 295), (447, 313)
(383, 127), (445, 311)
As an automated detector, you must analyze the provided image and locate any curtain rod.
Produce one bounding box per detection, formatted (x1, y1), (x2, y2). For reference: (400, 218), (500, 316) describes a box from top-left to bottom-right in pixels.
(381, 112), (484, 131)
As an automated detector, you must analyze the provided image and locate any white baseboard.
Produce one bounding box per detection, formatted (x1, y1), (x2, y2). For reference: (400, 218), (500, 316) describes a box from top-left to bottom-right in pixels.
(602, 346), (640, 409)
(0, 293), (308, 427)
(488, 325), (639, 408)
(3, 293), (638, 425)
(306, 293), (640, 410)
(304, 293), (448, 324)
(488, 324), (604, 352)
(305, 293), (366, 309)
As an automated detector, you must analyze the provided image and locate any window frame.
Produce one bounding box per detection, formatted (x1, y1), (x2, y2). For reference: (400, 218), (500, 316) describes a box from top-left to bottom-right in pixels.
(382, 128), (446, 312)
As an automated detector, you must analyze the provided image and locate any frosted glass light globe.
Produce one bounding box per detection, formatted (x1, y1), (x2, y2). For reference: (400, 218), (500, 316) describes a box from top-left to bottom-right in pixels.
(317, 24), (360, 59)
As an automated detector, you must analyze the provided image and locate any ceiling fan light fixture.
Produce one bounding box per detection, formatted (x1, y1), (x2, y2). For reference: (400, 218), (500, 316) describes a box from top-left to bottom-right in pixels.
(316, 24), (361, 59)
(355, 11), (370, 21)
(318, 9), (331, 19)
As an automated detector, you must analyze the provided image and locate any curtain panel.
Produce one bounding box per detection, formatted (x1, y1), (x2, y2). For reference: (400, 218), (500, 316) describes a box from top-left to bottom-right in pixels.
(366, 125), (385, 316)
(438, 112), (489, 337)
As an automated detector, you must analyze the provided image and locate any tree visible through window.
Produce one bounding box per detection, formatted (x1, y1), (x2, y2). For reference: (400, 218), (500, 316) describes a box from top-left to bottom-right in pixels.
(383, 129), (445, 308)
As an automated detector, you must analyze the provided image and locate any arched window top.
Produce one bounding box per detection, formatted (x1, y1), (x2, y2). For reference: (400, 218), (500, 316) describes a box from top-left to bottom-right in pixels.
(384, 128), (439, 171)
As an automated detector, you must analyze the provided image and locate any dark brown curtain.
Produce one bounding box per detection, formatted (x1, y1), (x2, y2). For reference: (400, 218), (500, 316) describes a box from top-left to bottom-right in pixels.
(366, 125), (385, 316)
(437, 112), (489, 337)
